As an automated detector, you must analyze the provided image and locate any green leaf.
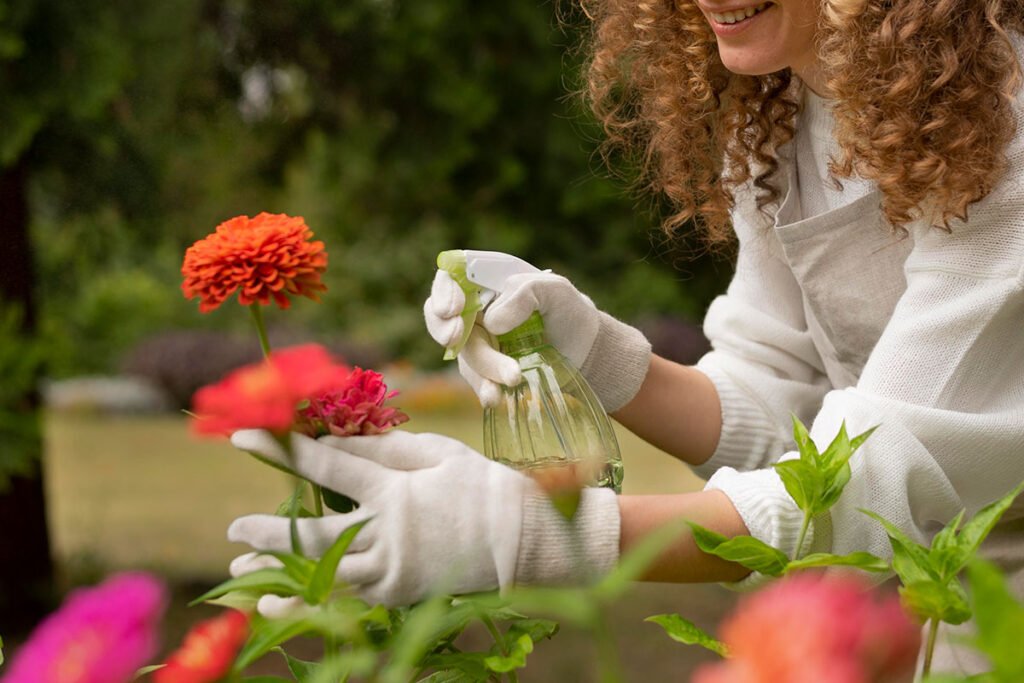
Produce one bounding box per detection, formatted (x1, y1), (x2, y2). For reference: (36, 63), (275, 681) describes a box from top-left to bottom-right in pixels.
(900, 580), (972, 625)
(233, 617), (316, 671)
(785, 551), (890, 573)
(307, 519), (369, 604)
(380, 596), (453, 683)
(964, 559), (1024, 679)
(241, 678), (296, 682)
(273, 646), (320, 682)
(132, 664), (165, 679)
(307, 651), (378, 683)
(420, 652), (491, 681)
(688, 523), (789, 577)
(644, 614), (729, 657)
(859, 508), (937, 584)
(274, 491), (315, 518)
(260, 551), (316, 584)
(773, 459), (822, 513)
(189, 569), (304, 606)
(847, 425), (879, 455)
(956, 482), (1024, 568)
(791, 414), (818, 463)
(419, 671), (482, 683)
(817, 460), (852, 513)
(484, 633), (533, 673)
(203, 589), (262, 612)
(505, 618), (559, 645)
(501, 586), (597, 626)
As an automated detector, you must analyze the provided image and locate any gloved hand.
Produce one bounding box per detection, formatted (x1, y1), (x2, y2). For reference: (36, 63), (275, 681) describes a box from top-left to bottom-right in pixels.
(227, 429), (621, 610)
(423, 267), (652, 412)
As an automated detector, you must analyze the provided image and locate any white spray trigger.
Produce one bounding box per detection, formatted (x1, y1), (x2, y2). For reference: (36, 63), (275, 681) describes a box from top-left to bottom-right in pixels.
(463, 250), (546, 307)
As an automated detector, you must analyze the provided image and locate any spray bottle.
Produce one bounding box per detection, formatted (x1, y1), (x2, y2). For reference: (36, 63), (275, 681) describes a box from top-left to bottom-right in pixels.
(437, 250), (624, 502)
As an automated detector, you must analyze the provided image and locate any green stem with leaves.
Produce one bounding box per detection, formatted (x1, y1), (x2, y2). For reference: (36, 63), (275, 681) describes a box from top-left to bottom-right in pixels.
(922, 618), (939, 677)
(794, 513), (812, 561)
(249, 302), (272, 359)
(481, 615), (518, 683)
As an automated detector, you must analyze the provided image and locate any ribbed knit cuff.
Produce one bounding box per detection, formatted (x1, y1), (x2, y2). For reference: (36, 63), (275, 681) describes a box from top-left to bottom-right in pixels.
(703, 466), (808, 591)
(579, 312), (652, 413)
(514, 487), (621, 586)
(691, 359), (789, 480)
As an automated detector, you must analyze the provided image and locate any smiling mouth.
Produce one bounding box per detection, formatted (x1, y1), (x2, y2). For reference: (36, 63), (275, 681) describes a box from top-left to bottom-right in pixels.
(709, 2), (770, 24)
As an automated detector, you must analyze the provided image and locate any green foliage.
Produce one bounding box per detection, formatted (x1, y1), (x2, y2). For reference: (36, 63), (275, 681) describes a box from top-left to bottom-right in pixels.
(644, 614), (728, 657)
(859, 481), (1024, 627)
(14, 0), (727, 378)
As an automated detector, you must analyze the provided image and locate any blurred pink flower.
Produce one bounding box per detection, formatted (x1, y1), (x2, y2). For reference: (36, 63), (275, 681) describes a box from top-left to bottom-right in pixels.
(296, 367), (409, 437)
(2, 572), (167, 683)
(191, 344), (352, 437)
(692, 573), (920, 683)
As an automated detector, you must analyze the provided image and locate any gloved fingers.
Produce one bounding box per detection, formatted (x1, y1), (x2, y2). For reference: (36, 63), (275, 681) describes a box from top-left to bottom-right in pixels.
(336, 551), (384, 587)
(482, 272), (557, 335)
(460, 324), (521, 388)
(428, 269), (465, 319)
(256, 594), (316, 620)
(424, 297), (464, 348)
(458, 355), (503, 408)
(229, 551), (283, 578)
(231, 430), (387, 497)
(228, 512), (375, 557)
(318, 429), (436, 470)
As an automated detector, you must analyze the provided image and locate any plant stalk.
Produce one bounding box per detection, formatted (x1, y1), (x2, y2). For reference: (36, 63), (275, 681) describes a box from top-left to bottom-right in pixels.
(249, 302), (272, 358)
(481, 615), (518, 683)
(922, 618), (939, 677)
(312, 483), (324, 517)
(288, 477), (305, 556)
(794, 513), (812, 561)
(594, 609), (623, 683)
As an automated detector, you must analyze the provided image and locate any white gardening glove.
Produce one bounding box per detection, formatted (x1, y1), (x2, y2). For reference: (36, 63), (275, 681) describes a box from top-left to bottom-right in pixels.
(227, 429), (621, 610)
(423, 268), (651, 411)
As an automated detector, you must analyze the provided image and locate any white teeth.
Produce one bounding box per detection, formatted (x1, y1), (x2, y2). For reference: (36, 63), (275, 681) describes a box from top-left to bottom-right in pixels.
(710, 2), (767, 24)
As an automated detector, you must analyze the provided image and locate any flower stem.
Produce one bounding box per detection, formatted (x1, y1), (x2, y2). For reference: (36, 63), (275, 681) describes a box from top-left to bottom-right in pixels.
(288, 477), (305, 556)
(249, 302), (272, 359)
(312, 483), (324, 517)
(594, 608), (623, 683)
(794, 513), (812, 561)
(922, 618), (940, 677)
(481, 615), (518, 683)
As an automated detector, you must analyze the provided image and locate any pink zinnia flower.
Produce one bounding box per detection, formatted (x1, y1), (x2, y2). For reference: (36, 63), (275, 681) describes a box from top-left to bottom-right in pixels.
(191, 344), (352, 437)
(692, 574), (920, 683)
(295, 367), (409, 437)
(1, 572), (167, 683)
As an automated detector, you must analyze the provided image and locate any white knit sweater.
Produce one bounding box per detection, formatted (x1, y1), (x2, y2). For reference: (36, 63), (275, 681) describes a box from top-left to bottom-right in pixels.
(695, 84), (1024, 672)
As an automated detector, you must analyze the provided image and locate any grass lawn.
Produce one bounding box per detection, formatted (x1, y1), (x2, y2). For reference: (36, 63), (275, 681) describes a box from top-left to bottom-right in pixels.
(41, 407), (734, 680)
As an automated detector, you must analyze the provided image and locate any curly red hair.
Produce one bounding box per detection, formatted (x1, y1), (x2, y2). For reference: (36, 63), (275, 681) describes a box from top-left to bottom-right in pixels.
(580, 0), (1024, 246)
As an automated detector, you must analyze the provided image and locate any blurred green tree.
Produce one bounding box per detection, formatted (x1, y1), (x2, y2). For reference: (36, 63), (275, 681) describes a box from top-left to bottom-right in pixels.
(2, 0), (733, 623)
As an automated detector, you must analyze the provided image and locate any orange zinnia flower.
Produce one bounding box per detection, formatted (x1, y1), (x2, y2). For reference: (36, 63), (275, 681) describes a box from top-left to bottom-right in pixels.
(182, 212), (327, 313)
(154, 609), (249, 683)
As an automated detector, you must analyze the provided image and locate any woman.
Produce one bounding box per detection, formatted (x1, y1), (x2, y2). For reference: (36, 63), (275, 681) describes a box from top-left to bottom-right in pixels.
(228, 0), (1024, 673)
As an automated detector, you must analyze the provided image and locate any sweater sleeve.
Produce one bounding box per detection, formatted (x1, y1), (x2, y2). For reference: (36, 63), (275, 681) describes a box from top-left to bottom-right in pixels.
(692, 185), (832, 481)
(705, 128), (1024, 583)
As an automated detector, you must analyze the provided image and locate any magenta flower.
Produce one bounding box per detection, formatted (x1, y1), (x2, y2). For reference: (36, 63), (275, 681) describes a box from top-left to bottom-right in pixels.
(2, 572), (167, 683)
(693, 573), (920, 683)
(295, 367), (409, 437)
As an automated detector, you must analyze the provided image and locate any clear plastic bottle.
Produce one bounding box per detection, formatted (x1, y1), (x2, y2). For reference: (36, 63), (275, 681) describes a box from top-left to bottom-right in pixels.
(483, 312), (623, 493)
